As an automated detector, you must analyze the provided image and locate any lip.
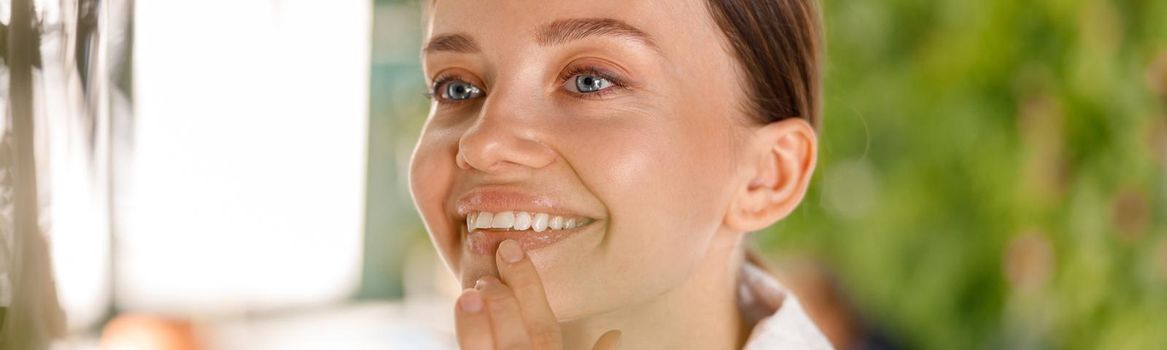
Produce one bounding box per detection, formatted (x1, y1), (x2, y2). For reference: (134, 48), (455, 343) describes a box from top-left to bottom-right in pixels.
(453, 189), (601, 255)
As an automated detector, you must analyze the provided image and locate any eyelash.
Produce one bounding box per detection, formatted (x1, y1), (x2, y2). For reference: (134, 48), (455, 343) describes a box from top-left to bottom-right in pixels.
(426, 73), (476, 105)
(557, 65), (628, 99)
(425, 65), (629, 105)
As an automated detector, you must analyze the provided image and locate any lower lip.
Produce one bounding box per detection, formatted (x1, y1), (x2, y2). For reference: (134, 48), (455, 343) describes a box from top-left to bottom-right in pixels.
(464, 222), (596, 256)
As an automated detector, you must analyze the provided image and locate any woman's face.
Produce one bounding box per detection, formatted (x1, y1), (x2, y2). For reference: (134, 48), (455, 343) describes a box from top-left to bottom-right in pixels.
(410, 0), (751, 321)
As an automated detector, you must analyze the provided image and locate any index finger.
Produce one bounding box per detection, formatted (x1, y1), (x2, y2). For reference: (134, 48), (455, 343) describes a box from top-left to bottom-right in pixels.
(495, 239), (563, 348)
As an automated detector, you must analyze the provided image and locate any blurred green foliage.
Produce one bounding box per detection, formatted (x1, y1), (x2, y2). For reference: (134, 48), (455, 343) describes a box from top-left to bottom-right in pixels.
(367, 0), (1167, 348)
(764, 0), (1167, 348)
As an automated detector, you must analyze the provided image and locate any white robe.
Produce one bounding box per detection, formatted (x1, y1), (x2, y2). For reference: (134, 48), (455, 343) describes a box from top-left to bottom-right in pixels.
(739, 263), (835, 349)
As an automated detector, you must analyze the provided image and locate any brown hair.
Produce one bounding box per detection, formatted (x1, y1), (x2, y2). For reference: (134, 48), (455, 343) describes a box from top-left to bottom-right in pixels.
(704, 0), (824, 129)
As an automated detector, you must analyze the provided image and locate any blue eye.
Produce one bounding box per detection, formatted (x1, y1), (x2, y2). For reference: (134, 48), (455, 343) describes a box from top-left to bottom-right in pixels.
(440, 80), (482, 101)
(571, 74), (612, 93)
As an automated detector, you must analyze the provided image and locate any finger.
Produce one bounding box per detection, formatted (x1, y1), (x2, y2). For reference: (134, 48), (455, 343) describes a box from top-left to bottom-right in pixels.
(477, 276), (534, 349)
(496, 239), (563, 348)
(455, 289), (494, 350)
(591, 330), (622, 350)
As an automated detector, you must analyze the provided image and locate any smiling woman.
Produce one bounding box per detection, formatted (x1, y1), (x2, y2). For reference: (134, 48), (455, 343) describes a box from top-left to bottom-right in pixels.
(408, 0), (828, 349)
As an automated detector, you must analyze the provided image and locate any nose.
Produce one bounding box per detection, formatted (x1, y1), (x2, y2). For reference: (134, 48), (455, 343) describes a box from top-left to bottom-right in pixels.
(456, 89), (556, 173)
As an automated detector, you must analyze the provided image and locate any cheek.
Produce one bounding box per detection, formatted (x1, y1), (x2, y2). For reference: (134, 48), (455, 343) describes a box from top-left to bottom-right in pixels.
(596, 116), (734, 221)
(558, 109), (737, 283)
(409, 128), (461, 271)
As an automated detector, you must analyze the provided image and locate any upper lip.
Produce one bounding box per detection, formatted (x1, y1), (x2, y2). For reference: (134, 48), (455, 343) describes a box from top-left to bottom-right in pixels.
(453, 187), (597, 221)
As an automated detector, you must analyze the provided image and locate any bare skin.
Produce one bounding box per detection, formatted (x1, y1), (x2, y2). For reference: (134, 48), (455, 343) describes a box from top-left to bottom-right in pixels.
(409, 0), (818, 349)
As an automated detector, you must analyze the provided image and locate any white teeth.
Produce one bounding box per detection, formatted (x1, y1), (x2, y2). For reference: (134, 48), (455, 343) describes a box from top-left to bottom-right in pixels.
(532, 213), (549, 232)
(467, 211), (587, 232)
(474, 212), (493, 231)
(514, 212), (532, 230)
(492, 211), (515, 228)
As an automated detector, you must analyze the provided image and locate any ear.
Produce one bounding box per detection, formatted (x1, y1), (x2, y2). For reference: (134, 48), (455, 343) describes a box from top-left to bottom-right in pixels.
(724, 118), (818, 232)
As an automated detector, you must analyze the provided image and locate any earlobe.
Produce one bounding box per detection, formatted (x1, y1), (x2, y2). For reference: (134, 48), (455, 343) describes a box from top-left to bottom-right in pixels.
(725, 119), (818, 232)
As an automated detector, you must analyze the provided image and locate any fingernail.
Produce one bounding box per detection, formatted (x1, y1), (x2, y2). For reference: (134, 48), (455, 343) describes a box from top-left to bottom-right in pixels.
(474, 276), (495, 290)
(498, 239), (524, 263)
(459, 290), (483, 313)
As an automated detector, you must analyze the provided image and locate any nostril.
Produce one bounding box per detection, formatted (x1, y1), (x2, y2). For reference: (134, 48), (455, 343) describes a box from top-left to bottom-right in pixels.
(457, 142), (506, 172)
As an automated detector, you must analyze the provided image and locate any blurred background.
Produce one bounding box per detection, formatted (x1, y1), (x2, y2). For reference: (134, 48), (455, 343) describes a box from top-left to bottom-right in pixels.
(1, 0), (1164, 349)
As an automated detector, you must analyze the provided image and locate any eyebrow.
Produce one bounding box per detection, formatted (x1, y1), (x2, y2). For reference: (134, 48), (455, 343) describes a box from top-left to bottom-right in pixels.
(424, 33), (480, 54)
(423, 18), (657, 54)
(535, 18), (657, 49)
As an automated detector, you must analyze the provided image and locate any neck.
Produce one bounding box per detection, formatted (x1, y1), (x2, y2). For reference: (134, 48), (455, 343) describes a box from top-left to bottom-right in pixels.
(560, 234), (748, 350)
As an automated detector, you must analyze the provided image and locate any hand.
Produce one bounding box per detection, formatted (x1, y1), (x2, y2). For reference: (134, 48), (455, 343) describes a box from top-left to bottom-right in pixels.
(455, 239), (622, 350)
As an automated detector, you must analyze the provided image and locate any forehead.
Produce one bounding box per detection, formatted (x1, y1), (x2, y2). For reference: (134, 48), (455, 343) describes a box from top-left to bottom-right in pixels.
(425, 0), (721, 56)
